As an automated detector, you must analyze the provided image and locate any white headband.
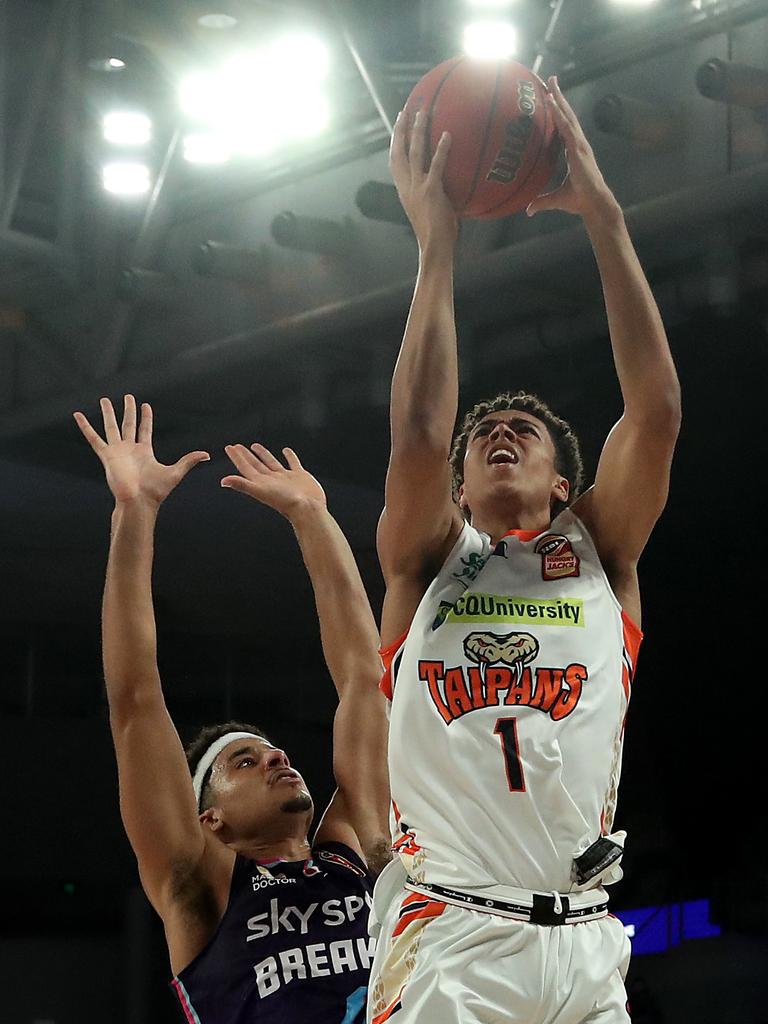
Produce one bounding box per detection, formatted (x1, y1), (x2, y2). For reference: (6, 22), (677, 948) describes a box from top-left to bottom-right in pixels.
(192, 731), (260, 809)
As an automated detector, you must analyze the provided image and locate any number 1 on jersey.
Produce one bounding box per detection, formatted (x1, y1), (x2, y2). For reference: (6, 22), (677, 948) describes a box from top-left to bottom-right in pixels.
(494, 717), (526, 792)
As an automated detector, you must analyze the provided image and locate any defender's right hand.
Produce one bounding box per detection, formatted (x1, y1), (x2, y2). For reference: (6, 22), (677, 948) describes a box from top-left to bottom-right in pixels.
(73, 395), (210, 506)
(390, 109), (458, 252)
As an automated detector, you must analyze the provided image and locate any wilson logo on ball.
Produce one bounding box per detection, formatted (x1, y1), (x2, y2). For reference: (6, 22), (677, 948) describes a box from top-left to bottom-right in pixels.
(487, 81), (537, 184)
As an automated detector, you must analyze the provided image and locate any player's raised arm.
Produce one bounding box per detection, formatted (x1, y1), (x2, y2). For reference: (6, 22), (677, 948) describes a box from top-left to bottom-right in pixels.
(221, 444), (391, 876)
(73, 397), (217, 913)
(379, 110), (466, 643)
(528, 78), (681, 624)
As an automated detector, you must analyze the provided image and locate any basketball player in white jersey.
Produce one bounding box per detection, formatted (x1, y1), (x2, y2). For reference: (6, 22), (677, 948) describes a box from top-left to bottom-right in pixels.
(368, 77), (681, 1023)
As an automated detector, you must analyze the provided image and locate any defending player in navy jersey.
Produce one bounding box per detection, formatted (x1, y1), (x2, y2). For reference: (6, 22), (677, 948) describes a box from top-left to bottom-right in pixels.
(74, 396), (390, 1024)
(370, 79), (682, 1023)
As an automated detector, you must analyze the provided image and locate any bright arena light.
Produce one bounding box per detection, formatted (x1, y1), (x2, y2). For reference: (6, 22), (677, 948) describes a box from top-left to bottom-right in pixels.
(178, 35), (332, 158)
(269, 34), (330, 82)
(183, 133), (232, 165)
(102, 161), (151, 195)
(103, 111), (152, 146)
(463, 20), (518, 59)
(179, 71), (232, 124)
(466, 0), (516, 8)
(287, 94), (330, 139)
(197, 13), (238, 29)
(608, 0), (658, 5)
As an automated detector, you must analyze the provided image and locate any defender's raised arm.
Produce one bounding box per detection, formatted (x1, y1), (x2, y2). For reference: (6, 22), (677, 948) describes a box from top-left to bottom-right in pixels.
(73, 397), (218, 925)
(222, 443), (391, 876)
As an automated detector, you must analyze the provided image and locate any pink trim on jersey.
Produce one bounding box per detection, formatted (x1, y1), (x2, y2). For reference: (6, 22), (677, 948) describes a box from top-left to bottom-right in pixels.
(172, 977), (202, 1024)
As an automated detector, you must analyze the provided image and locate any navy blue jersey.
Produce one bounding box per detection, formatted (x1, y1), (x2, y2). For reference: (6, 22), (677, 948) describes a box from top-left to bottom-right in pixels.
(172, 842), (374, 1024)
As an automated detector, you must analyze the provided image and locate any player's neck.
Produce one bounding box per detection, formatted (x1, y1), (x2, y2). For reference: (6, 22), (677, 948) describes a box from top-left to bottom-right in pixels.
(470, 500), (552, 545)
(231, 833), (312, 864)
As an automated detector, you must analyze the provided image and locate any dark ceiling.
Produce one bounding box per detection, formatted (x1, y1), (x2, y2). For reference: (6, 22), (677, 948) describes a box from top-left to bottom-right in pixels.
(1, 3), (767, 1017)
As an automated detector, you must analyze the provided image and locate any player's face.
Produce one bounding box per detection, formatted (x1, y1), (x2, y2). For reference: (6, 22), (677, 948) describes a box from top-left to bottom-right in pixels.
(204, 738), (313, 836)
(460, 411), (568, 518)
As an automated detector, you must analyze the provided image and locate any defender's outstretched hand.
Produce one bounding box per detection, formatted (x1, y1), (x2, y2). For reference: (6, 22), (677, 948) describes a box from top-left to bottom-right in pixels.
(526, 77), (618, 221)
(73, 395), (210, 505)
(390, 108), (458, 250)
(222, 443), (326, 520)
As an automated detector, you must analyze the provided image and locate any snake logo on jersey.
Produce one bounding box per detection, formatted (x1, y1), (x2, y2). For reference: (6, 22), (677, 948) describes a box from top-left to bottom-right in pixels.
(418, 628), (588, 726)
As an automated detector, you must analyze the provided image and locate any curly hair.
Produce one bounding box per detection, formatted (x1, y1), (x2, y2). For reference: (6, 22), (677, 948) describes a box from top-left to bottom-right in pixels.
(449, 391), (584, 520)
(186, 720), (271, 813)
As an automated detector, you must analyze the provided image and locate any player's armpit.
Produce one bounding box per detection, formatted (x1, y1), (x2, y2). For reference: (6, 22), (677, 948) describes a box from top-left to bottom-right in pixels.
(314, 788), (391, 880)
(315, 681), (392, 878)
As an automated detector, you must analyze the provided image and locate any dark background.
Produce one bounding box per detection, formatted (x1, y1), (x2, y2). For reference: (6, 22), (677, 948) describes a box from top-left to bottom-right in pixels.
(1, 1), (767, 1021)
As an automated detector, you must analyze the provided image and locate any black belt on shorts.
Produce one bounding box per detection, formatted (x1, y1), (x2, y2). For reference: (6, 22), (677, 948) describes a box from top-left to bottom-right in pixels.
(408, 882), (609, 926)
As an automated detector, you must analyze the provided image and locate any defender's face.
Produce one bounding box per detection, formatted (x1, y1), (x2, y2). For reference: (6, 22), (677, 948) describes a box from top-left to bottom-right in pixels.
(460, 411), (567, 516)
(204, 738), (313, 835)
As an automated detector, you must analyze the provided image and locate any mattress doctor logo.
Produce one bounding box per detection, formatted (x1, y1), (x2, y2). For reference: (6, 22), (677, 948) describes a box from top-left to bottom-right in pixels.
(535, 533), (580, 581)
(419, 630), (588, 725)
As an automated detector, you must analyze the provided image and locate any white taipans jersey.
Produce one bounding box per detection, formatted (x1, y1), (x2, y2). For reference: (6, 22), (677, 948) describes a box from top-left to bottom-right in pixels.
(380, 508), (642, 895)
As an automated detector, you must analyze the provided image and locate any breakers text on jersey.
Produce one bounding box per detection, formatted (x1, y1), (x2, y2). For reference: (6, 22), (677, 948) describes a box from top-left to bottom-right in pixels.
(248, 891), (374, 1000)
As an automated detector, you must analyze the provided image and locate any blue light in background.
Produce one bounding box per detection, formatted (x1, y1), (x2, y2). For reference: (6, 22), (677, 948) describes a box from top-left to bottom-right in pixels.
(614, 899), (721, 955)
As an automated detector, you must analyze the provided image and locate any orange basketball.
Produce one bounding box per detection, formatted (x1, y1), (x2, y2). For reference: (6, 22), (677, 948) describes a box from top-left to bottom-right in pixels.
(404, 57), (562, 219)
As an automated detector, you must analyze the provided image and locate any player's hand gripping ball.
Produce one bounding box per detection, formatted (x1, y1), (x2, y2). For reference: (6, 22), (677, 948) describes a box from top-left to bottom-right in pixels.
(404, 57), (563, 219)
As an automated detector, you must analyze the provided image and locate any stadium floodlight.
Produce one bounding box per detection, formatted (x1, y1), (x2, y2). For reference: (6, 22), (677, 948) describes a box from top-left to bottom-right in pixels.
(463, 20), (518, 59)
(696, 58), (768, 109)
(286, 94), (330, 138)
(179, 35), (332, 153)
(88, 56), (126, 72)
(102, 161), (151, 195)
(197, 13), (238, 29)
(103, 111), (152, 146)
(183, 133), (232, 164)
(466, 0), (516, 8)
(179, 71), (232, 124)
(268, 34), (330, 83)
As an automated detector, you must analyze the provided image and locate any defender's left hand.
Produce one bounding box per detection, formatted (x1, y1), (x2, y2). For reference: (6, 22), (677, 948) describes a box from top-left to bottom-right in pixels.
(526, 77), (619, 221)
(221, 443), (326, 520)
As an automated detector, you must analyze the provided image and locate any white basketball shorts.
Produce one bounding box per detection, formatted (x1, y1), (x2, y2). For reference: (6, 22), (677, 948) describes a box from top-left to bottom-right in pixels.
(367, 887), (631, 1024)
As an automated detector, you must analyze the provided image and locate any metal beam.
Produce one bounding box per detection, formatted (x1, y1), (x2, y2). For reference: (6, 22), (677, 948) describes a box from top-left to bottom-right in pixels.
(95, 126), (184, 378)
(0, 0), (7, 205)
(328, 0), (399, 137)
(55, 0), (82, 255)
(532, 0), (570, 79)
(1, 159), (768, 440)
(0, 229), (79, 285)
(0, 0), (72, 231)
(566, 0), (768, 88)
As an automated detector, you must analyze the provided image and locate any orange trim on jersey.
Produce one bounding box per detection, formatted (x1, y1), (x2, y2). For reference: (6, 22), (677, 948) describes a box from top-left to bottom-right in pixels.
(620, 610), (643, 699)
(372, 989), (405, 1024)
(622, 609), (643, 665)
(501, 527), (544, 542)
(379, 629), (409, 701)
(392, 898), (446, 938)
